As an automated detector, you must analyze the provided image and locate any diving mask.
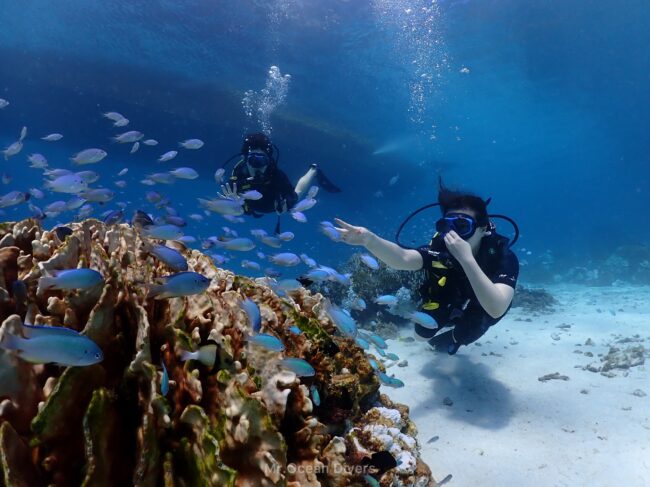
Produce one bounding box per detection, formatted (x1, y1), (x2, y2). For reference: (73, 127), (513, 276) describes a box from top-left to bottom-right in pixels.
(246, 152), (271, 169)
(435, 213), (478, 239)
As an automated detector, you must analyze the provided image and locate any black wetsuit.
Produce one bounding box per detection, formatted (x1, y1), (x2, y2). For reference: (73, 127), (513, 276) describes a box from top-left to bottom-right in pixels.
(415, 232), (519, 350)
(229, 159), (298, 217)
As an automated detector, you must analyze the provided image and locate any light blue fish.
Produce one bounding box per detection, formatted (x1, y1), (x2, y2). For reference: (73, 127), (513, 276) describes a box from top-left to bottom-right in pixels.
(273, 279), (302, 292)
(367, 333), (388, 349)
(291, 211), (307, 223)
(407, 311), (437, 329)
(147, 272), (211, 299)
(360, 254), (379, 270)
(276, 231), (294, 242)
(248, 334), (285, 352)
(374, 295), (398, 306)
(386, 352), (400, 361)
(241, 260), (261, 271)
(211, 237), (256, 252)
(259, 236), (283, 248)
(288, 326), (302, 335)
(75, 170), (100, 184)
(142, 224), (184, 240)
(310, 385), (321, 406)
(179, 343), (217, 367)
(241, 190), (263, 200)
(279, 358), (316, 377)
(147, 243), (188, 272)
(0, 324), (103, 366)
(44, 174), (88, 194)
(80, 188), (115, 203)
(355, 337), (370, 350)
(319, 221), (341, 241)
(170, 167), (199, 180)
(164, 215), (186, 227)
(197, 197), (244, 216)
(241, 298), (261, 333)
(301, 268), (331, 282)
(377, 372), (405, 388)
(367, 358), (380, 371)
(161, 360), (169, 396)
(103, 209), (124, 225)
(299, 253), (317, 267)
(374, 346), (387, 357)
(269, 253), (301, 267)
(37, 268), (103, 295)
(326, 303), (357, 338)
(364, 475), (380, 487)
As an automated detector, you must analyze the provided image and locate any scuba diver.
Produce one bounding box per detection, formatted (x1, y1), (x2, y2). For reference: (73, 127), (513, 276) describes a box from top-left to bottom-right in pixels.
(220, 132), (340, 217)
(334, 179), (519, 355)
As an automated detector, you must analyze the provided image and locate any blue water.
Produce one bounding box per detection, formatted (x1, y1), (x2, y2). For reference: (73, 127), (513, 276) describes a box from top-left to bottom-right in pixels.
(0, 0), (649, 279)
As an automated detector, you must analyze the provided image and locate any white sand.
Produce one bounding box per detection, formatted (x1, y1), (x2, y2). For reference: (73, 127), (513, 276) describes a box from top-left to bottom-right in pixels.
(379, 284), (650, 487)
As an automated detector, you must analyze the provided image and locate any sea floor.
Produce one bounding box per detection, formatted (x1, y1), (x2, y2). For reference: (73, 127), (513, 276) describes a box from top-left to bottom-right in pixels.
(380, 284), (650, 487)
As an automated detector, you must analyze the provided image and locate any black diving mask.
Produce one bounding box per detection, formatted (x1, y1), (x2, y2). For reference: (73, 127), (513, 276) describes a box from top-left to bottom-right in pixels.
(246, 152), (271, 169)
(435, 213), (478, 239)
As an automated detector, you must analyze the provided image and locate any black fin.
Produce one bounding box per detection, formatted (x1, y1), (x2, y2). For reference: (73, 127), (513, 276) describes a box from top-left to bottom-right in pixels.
(316, 168), (341, 193)
(132, 210), (154, 228)
(296, 276), (313, 287)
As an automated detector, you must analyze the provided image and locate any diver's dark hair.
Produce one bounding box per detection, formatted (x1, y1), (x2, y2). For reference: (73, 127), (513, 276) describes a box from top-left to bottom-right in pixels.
(241, 133), (273, 156)
(437, 176), (490, 227)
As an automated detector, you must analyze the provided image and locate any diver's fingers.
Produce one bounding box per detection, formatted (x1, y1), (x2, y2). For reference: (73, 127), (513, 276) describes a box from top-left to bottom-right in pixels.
(334, 218), (354, 230)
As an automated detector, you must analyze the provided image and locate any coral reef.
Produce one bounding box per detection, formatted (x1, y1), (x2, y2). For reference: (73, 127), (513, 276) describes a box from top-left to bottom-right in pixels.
(0, 219), (435, 486)
(510, 286), (558, 314)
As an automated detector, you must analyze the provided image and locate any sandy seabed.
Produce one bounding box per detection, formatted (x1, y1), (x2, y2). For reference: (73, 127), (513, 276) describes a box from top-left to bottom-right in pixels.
(380, 284), (650, 487)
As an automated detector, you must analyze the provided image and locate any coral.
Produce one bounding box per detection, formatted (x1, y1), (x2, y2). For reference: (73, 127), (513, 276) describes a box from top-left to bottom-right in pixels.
(511, 286), (558, 314)
(0, 219), (435, 486)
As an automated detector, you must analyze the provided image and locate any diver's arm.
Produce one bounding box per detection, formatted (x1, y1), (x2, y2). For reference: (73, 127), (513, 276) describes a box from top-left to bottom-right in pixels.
(334, 219), (423, 271)
(458, 258), (514, 318)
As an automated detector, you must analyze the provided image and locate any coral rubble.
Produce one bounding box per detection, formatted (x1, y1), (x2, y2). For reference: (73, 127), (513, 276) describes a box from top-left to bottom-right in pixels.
(0, 219), (435, 486)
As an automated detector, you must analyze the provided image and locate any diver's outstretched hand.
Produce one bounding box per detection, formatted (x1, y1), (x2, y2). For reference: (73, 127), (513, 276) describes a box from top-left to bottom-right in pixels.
(334, 218), (371, 246)
(219, 183), (243, 202)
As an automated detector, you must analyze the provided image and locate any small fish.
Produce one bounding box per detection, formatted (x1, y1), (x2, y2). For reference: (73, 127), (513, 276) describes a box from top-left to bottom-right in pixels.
(360, 254), (379, 270)
(142, 139), (158, 146)
(80, 189), (115, 203)
(43, 174), (88, 194)
(288, 326), (302, 335)
(113, 130), (143, 143)
(145, 191), (162, 203)
(114, 180), (127, 188)
(211, 237), (255, 252)
(389, 174), (399, 186)
(0, 190), (29, 209)
(386, 352), (400, 361)
(140, 178), (156, 186)
(44, 168), (72, 178)
(326, 303), (357, 338)
(19, 126), (27, 141)
(44, 201), (66, 216)
(29, 188), (45, 200)
(214, 168), (225, 183)
(164, 215), (186, 227)
(65, 196), (86, 211)
(377, 371), (404, 388)
(407, 311), (437, 329)
(273, 279), (302, 292)
(241, 260), (261, 271)
(367, 358), (380, 371)
(142, 224), (184, 240)
(310, 385), (321, 406)
(114, 117), (129, 127)
(2, 173), (11, 185)
(363, 475), (380, 487)
(71, 148), (107, 165)
(269, 252), (300, 267)
(103, 209), (124, 225)
(170, 167), (199, 180)
(241, 298), (261, 333)
(239, 190), (262, 201)
(3, 141), (23, 160)
(188, 213), (204, 222)
(0, 325), (103, 366)
(103, 111), (126, 122)
(41, 133), (63, 142)
(28, 203), (46, 220)
(179, 139), (204, 150)
(75, 170), (100, 183)
(307, 185), (319, 198)
(320, 221), (341, 241)
(279, 357), (315, 377)
(355, 337), (370, 350)
(247, 334), (285, 352)
(158, 150), (178, 162)
(300, 254), (317, 267)
(259, 236), (283, 248)
(179, 343), (217, 367)
(0, 98), (8, 109)
(374, 295), (398, 306)
(37, 268), (104, 295)
(27, 153), (48, 168)
(277, 231), (294, 242)
(147, 271), (211, 299)
(256, 251), (266, 260)
(197, 198), (245, 216)
(130, 142), (140, 154)
(291, 211), (307, 223)
(264, 268), (281, 278)
(427, 435), (439, 444)
(161, 360), (169, 396)
(77, 204), (94, 219)
(293, 198), (317, 212)
(350, 298), (366, 311)
(367, 333), (388, 349)
(177, 236), (196, 244)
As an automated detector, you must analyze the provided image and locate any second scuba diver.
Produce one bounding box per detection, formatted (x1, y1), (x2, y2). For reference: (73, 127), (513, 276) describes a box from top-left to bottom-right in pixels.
(220, 133), (340, 217)
(334, 179), (519, 355)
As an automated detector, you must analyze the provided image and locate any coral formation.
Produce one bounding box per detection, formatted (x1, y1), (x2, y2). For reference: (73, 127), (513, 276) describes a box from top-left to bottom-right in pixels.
(510, 286), (558, 314)
(0, 219), (435, 486)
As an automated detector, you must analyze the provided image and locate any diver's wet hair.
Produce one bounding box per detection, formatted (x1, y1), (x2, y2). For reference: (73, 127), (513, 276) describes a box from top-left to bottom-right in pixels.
(241, 133), (273, 156)
(437, 176), (490, 227)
